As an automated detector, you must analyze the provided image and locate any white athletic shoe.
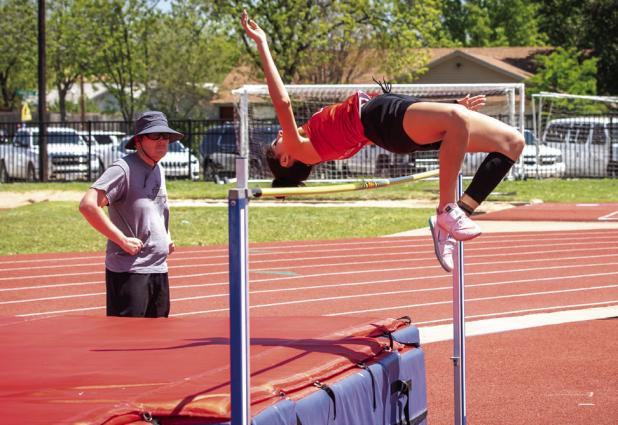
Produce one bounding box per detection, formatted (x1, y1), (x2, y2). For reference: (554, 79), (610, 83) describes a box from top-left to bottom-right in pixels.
(436, 203), (481, 241)
(429, 215), (456, 273)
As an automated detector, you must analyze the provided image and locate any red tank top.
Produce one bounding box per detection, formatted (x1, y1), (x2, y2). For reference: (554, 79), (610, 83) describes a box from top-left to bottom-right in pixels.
(302, 91), (372, 161)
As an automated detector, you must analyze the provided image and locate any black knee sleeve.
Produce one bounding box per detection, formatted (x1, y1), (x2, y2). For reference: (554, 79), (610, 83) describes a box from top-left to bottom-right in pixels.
(464, 152), (515, 204)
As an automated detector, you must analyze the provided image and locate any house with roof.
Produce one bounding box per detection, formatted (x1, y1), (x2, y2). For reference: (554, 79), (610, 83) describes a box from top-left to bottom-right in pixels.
(416, 47), (551, 84)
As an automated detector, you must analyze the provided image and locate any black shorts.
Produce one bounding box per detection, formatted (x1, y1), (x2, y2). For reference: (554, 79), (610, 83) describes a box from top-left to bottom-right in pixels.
(360, 93), (442, 154)
(105, 269), (170, 318)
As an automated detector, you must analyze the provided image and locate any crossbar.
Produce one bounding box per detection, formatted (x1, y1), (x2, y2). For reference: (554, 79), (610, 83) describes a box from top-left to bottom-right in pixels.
(251, 169), (439, 198)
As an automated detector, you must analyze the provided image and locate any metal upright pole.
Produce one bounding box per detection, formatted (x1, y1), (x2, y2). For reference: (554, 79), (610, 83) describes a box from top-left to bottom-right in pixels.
(453, 172), (467, 425)
(229, 184), (250, 425)
(237, 90), (249, 188)
(230, 86), (251, 425)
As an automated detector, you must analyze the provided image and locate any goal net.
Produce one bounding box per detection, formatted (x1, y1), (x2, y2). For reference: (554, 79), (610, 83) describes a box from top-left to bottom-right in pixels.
(233, 83), (525, 182)
(532, 92), (618, 178)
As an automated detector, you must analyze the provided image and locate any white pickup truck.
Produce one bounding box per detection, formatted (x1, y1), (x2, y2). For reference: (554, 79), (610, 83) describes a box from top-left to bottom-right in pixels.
(0, 127), (101, 182)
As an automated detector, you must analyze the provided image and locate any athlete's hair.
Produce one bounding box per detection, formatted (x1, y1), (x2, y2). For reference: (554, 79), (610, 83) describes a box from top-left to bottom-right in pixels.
(264, 144), (313, 187)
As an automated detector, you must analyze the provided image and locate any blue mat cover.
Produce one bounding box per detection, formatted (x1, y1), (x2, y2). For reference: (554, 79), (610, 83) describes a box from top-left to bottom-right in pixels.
(251, 324), (427, 425)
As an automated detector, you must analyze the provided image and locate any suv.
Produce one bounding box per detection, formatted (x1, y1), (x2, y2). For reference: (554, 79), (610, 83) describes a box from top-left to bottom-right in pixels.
(0, 127), (100, 182)
(462, 129), (565, 179)
(199, 122), (279, 182)
(112, 137), (200, 180)
(343, 145), (437, 178)
(200, 122), (237, 181)
(519, 129), (565, 178)
(79, 130), (126, 171)
(542, 117), (618, 177)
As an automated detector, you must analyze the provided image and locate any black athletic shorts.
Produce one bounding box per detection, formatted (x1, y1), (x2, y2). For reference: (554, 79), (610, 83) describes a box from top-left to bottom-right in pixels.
(105, 269), (170, 318)
(360, 93), (442, 154)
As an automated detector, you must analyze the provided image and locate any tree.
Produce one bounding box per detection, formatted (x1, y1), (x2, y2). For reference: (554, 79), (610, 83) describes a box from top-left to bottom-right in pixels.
(216, 0), (448, 84)
(536, 0), (618, 95)
(47, 0), (93, 122)
(579, 0), (618, 95)
(443, 0), (547, 47)
(527, 47), (598, 95)
(83, 0), (153, 122)
(0, 0), (37, 112)
(143, 0), (240, 119)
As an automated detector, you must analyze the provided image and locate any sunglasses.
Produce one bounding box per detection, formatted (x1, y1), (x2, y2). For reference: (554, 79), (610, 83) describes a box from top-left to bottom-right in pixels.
(144, 133), (171, 141)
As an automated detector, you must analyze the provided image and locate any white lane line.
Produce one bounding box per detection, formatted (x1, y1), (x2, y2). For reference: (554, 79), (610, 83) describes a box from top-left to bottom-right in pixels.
(0, 239), (422, 266)
(16, 306), (105, 316)
(2, 230), (617, 267)
(2, 230), (617, 275)
(599, 211), (618, 221)
(3, 255), (617, 297)
(0, 292), (105, 304)
(2, 247), (615, 291)
(4, 240), (615, 275)
(2, 242), (617, 284)
(5, 269), (617, 307)
(324, 285), (618, 317)
(170, 284), (618, 317)
(418, 305), (618, 344)
(13, 277), (618, 317)
(411, 300), (618, 326)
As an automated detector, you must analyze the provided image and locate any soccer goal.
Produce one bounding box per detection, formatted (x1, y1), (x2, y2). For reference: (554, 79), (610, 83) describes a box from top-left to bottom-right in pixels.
(233, 83), (525, 182)
(532, 92), (618, 178)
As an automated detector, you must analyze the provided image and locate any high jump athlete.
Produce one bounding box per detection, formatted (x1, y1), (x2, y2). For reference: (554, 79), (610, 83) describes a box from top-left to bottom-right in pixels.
(241, 10), (524, 272)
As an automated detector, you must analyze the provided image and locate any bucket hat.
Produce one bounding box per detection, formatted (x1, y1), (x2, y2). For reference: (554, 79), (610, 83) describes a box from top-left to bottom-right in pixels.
(126, 111), (183, 150)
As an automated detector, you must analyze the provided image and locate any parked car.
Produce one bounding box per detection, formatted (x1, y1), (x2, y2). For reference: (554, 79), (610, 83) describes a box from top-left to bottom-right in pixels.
(0, 129), (8, 144)
(0, 127), (100, 182)
(200, 122), (237, 181)
(462, 129), (565, 179)
(199, 122), (279, 181)
(541, 117), (618, 177)
(340, 143), (439, 178)
(518, 129), (566, 178)
(114, 137), (200, 180)
(79, 130), (126, 171)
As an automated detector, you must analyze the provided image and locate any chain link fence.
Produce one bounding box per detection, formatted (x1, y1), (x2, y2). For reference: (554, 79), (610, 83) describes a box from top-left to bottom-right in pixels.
(1, 113), (615, 184)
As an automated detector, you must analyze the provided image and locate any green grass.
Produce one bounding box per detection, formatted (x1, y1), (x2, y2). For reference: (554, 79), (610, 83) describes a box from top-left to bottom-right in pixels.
(3, 178), (617, 203)
(1, 178), (616, 255)
(0, 202), (433, 255)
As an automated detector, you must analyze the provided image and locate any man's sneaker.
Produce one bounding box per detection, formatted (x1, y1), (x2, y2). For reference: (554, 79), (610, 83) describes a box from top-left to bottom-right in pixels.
(429, 215), (456, 273)
(436, 203), (481, 241)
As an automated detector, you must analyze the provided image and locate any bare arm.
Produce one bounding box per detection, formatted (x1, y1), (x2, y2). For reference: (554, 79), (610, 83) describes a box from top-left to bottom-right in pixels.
(79, 188), (143, 255)
(241, 10), (320, 163)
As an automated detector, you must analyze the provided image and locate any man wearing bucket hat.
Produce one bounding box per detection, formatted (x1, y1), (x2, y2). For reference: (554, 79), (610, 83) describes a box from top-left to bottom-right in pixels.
(79, 111), (183, 317)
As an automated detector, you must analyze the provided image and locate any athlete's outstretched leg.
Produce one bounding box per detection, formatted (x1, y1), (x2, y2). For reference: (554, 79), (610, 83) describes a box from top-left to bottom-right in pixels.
(403, 102), (472, 211)
(402, 103), (524, 271)
(459, 110), (525, 215)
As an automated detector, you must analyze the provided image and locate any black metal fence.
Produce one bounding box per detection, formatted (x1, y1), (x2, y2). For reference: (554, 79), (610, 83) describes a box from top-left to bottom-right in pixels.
(1, 114), (615, 184)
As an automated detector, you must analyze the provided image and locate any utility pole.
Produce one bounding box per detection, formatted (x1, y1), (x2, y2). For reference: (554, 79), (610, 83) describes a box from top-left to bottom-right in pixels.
(38, 0), (48, 181)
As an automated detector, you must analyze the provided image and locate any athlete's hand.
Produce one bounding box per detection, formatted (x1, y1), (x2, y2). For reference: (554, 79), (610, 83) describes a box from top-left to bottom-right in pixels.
(241, 10), (267, 45)
(168, 241), (175, 255)
(120, 236), (143, 256)
(457, 94), (486, 111)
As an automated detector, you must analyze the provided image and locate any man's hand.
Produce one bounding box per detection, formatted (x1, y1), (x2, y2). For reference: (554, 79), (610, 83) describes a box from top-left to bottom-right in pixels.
(456, 94), (486, 111)
(120, 236), (143, 256)
(168, 241), (175, 255)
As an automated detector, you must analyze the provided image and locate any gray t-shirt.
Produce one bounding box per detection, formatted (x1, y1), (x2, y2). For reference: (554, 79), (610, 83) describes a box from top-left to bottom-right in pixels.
(92, 153), (171, 273)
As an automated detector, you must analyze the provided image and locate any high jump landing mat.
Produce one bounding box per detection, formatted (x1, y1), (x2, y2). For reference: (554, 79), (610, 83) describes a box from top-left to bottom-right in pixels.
(0, 315), (426, 425)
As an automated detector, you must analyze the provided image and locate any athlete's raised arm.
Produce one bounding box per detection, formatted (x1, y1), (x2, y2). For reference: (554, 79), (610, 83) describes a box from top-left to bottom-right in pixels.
(241, 11), (303, 147)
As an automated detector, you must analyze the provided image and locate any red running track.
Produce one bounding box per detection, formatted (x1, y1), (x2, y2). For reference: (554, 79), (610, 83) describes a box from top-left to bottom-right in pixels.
(476, 202), (618, 222)
(0, 229), (617, 424)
